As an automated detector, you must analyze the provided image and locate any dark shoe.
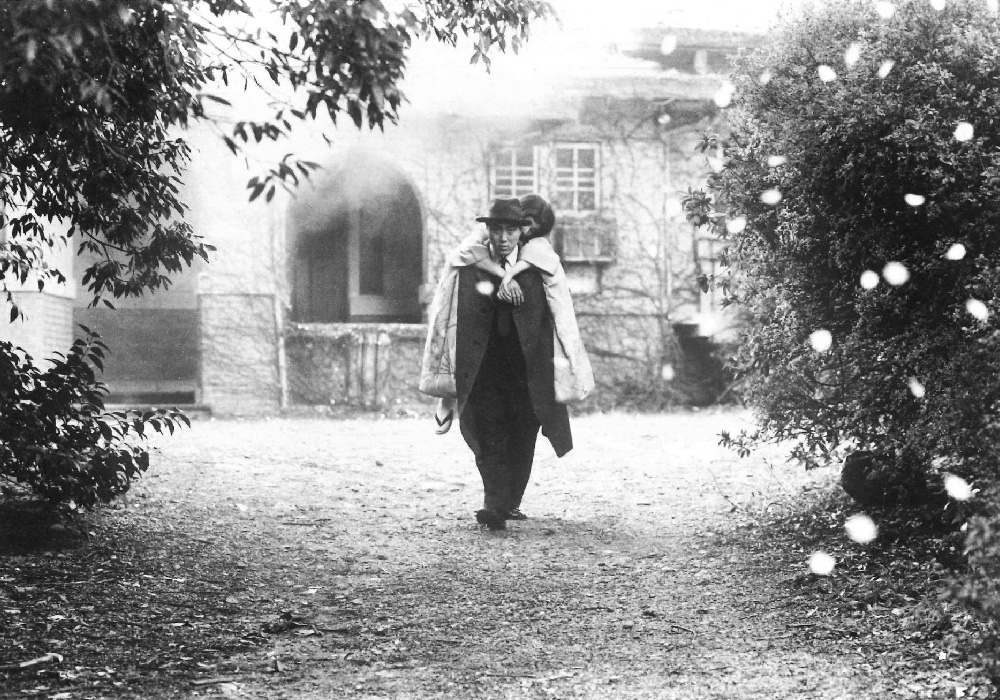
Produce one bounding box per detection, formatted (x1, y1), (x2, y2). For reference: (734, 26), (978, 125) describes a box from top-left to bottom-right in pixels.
(475, 508), (506, 530)
(503, 508), (528, 521)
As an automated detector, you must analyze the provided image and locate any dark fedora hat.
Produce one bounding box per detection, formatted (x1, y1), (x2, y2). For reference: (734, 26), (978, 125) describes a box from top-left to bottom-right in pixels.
(476, 198), (531, 226)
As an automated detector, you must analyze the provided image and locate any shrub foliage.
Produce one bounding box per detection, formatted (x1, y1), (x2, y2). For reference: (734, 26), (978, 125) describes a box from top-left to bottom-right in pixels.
(685, 0), (1000, 483)
(0, 330), (188, 510)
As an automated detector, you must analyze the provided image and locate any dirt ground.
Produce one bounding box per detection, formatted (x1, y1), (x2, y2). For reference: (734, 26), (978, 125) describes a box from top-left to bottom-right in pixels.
(0, 410), (986, 699)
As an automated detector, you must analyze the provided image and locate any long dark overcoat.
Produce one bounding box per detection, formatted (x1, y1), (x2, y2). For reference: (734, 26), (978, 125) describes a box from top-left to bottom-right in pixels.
(455, 265), (573, 458)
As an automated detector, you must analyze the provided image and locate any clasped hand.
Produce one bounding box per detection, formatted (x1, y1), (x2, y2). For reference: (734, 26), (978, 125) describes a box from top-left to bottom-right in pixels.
(496, 276), (524, 306)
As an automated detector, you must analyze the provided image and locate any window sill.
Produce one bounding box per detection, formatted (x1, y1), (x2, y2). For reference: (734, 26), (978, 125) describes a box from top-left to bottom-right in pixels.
(562, 256), (615, 266)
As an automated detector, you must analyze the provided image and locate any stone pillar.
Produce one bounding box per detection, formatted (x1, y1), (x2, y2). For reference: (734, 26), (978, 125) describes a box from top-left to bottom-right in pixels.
(199, 293), (280, 415)
(346, 329), (392, 408)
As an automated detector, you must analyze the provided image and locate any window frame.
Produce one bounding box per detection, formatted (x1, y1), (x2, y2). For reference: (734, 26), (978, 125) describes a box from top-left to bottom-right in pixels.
(489, 144), (538, 200)
(552, 142), (600, 216)
(557, 219), (614, 264)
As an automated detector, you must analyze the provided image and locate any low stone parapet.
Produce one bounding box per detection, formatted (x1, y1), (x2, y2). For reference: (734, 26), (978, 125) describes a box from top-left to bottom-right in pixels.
(284, 322), (431, 412)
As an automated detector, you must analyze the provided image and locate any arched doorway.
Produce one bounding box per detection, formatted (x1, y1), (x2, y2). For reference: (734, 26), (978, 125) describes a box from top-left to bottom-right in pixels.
(288, 149), (423, 323)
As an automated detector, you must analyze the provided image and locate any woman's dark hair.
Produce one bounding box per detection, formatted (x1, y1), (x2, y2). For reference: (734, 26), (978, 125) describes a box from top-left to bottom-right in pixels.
(519, 194), (556, 240)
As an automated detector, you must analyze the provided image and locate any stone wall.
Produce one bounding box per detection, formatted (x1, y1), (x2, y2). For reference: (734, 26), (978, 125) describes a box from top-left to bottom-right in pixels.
(285, 323), (431, 413)
(199, 294), (280, 415)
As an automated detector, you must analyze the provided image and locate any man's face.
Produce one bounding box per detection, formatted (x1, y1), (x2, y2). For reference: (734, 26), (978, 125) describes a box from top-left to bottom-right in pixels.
(488, 223), (522, 258)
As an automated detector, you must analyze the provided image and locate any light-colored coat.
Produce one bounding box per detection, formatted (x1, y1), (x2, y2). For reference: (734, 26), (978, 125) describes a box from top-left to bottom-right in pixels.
(419, 235), (594, 404)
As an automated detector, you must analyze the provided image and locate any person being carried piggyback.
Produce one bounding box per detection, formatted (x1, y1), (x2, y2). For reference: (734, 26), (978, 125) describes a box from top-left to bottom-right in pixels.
(427, 193), (594, 437)
(419, 197), (576, 528)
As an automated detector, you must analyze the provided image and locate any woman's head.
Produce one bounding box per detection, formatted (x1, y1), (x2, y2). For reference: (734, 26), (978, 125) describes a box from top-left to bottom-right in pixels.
(519, 194), (556, 240)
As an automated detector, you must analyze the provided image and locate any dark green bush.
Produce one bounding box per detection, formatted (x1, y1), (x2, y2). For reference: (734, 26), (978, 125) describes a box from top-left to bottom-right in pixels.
(954, 503), (1000, 682)
(0, 329), (188, 510)
(686, 0), (1000, 482)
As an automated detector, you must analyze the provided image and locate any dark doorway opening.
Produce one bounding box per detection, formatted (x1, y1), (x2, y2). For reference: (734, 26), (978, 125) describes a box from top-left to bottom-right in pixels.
(288, 149), (423, 323)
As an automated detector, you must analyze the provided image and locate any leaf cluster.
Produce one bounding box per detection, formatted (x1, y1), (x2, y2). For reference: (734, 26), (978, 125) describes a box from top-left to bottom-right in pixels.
(0, 0), (218, 311)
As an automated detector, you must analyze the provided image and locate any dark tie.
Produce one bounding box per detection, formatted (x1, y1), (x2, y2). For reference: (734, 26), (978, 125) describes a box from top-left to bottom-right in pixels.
(496, 257), (512, 337)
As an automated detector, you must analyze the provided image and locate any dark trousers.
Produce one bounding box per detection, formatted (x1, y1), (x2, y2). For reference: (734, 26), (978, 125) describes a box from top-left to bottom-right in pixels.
(466, 313), (541, 512)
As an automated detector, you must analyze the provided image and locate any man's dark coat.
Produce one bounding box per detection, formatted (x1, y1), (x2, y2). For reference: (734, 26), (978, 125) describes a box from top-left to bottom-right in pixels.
(455, 265), (573, 458)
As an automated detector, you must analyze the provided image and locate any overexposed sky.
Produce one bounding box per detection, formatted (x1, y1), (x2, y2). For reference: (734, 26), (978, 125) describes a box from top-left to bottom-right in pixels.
(208, 0), (801, 119)
(549, 0), (795, 34)
(403, 0), (798, 115)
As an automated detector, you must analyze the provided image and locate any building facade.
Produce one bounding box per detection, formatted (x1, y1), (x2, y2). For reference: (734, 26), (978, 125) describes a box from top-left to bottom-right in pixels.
(1, 26), (758, 415)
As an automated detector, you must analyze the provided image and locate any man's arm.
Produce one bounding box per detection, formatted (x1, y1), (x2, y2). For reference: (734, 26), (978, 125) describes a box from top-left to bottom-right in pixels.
(507, 267), (548, 331)
(498, 260), (533, 306)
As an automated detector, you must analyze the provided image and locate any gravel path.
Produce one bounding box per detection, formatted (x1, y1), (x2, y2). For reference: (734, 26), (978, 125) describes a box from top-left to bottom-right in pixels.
(97, 409), (919, 699)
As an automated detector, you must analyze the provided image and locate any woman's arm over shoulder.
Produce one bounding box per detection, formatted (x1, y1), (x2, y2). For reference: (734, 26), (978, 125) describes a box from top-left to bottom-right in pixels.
(518, 237), (560, 275)
(459, 231), (488, 248)
(447, 231), (491, 267)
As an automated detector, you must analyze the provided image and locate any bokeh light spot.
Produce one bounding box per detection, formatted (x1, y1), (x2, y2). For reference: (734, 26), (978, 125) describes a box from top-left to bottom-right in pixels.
(945, 243), (966, 260)
(818, 64), (837, 82)
(759, 69), (773, 85)
(954, 121), (974, 141)
(726, 216), (747, 234)
(930, 0), (946, 10)
(875, 2), (896, 18)
(966, 298), (989, 321)
(908, 377), (925, 399)
(878, 60), (895, 78)
(767, 155), (787, 167)
(904, 193), (926, 207)
(860, 270), (880, 290)
(845, 42), (862, 67)
(476, 280), (495, 296)
(944, 474), (973, 501)
(760, 188), (782, 205)
(845, 514), (878, 544)
(660, 364), (676, 382)
(809, 329), (833, 353)
(809, 551), (836, 576)
(714, 81), (735, 108)
(882, 262), (909, 285)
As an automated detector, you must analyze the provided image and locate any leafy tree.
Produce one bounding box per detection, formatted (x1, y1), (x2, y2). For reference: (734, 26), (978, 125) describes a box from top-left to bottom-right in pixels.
(0, 0), (553, 508)
(684, 0), (1000, 488)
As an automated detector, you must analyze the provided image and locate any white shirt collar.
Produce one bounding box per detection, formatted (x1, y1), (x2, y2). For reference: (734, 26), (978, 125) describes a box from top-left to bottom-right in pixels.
(490, 243), (518, 267)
